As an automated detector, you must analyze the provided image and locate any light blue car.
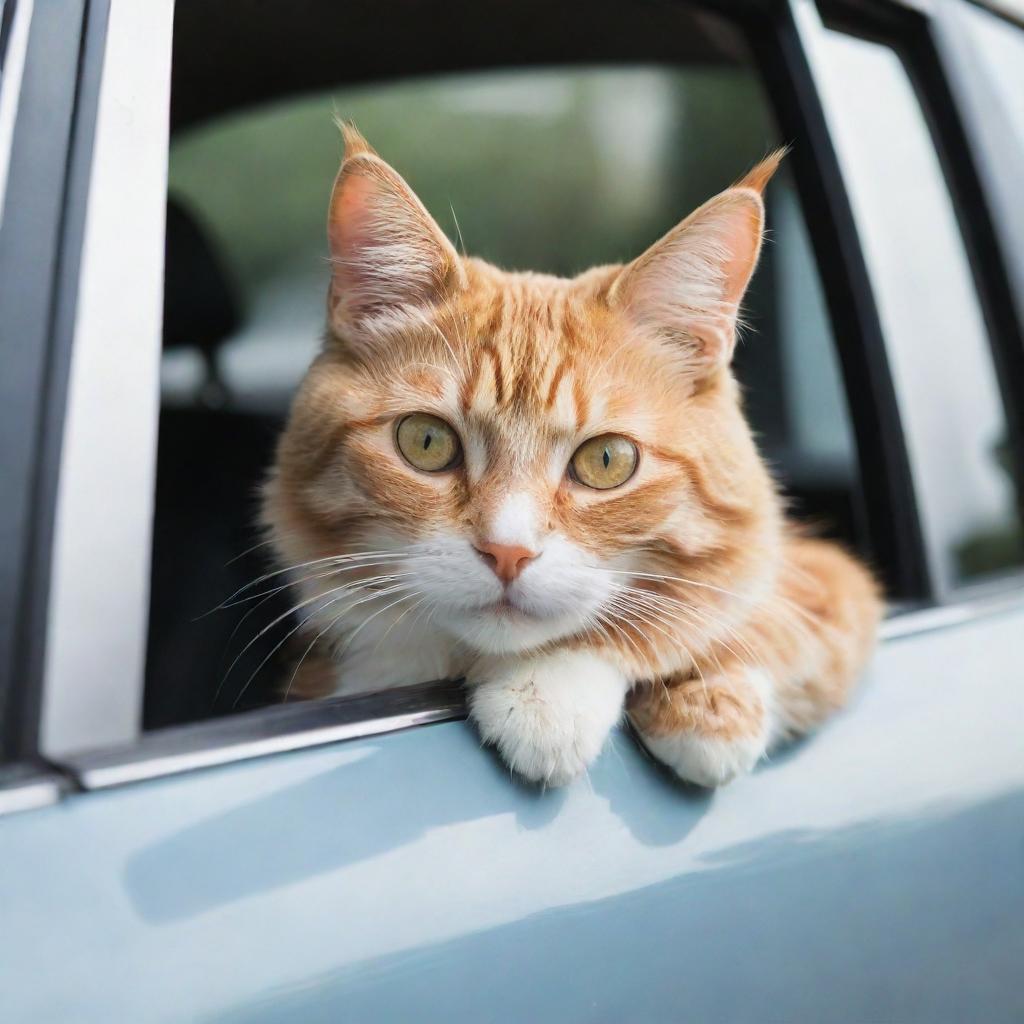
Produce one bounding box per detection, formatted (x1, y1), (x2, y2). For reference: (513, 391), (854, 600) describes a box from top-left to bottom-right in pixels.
(2, 0), (1023, 1020)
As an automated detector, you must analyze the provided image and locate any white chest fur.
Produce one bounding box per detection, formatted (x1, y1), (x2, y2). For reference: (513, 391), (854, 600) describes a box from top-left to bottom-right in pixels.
(326, 599), (465, 695)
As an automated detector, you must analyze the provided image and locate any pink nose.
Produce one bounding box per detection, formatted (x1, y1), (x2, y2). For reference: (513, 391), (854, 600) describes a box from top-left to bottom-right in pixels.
(474, 541), (537, 584)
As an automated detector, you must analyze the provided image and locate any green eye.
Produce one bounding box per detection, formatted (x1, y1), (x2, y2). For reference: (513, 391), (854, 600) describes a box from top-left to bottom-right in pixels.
(570, 434), (638, 490)
(395, 413), (462, 473)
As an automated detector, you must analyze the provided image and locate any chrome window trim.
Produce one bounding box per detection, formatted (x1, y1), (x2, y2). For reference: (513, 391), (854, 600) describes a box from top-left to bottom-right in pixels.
(881, 580), (1024, 640)
(0, 764), (67, 819)
(61, 679), (467, 791)
(42, 586), (1023, 793)
(40, 0), (174, 758)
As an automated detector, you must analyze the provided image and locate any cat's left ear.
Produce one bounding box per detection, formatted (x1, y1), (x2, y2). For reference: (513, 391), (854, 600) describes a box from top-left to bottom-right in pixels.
(610, 150), (785, 377)
(326, 123), (466, 350)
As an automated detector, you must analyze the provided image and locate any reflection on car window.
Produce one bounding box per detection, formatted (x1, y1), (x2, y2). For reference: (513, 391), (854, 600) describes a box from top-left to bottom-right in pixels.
(804, 20), (1024, 591)
(955, 2), (1024, 151)
(150, 64), (860, 726)
(0, 0), (34, 225)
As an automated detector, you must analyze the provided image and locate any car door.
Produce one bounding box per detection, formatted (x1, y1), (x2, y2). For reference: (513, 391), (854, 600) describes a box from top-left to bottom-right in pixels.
(2, 1), (1023, 1022)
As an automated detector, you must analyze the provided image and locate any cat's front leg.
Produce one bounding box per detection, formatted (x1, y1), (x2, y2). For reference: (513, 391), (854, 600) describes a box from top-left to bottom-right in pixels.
(628, 669), (774, 787)
(467, 650), (630, 787)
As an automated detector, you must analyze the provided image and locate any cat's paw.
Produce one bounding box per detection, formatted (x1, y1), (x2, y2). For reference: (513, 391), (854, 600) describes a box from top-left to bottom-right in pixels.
(468, 651), (628, 787)
(631, 669), (773, 787)
(637, 730), (768, 787)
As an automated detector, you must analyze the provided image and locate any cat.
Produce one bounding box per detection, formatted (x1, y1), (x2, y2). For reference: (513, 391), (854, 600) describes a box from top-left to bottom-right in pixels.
(261, 124), (882, 788)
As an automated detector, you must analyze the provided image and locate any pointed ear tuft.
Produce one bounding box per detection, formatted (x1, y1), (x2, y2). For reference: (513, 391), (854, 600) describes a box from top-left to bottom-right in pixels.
(610, 153), (785, 378)
(733, 146), (789, 195)
(326, 126), (464, 351)
(335, 119), (377, 161)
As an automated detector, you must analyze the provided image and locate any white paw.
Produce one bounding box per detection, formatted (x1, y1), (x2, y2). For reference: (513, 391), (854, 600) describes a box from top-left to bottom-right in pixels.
(637, 730), (768, 787)
(468, 651), (628, 787)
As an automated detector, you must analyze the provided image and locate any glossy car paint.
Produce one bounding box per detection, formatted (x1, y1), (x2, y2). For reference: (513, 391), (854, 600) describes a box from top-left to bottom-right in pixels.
(3, 605), (1023, 1022)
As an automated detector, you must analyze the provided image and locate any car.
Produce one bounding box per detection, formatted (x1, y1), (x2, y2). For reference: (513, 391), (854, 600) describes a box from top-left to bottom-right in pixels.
(1, 0), (1022, 1020)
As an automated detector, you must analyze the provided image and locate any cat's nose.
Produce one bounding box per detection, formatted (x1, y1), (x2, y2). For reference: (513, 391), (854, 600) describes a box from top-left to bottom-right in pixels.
(474, 541), (538, 584)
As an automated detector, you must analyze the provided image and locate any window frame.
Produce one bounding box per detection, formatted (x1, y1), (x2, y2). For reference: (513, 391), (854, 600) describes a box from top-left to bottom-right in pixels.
(929, 0), (1024, 577)
(805, 0), (1024, 599)
(750, 0), (932, 600)
(38, 0), (173, 760)
(0, 0), (106, 771)
(8, 0), (1024, 806)
(937, 1), (1024, 340)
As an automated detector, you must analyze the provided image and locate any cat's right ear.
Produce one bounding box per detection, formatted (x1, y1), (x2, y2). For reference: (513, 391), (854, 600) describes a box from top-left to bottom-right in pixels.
(327, 124), (465, 349)
(609, 150), (784, 380)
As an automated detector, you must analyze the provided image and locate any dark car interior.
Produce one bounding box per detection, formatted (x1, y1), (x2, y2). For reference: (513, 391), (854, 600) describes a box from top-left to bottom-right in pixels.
(146, 0), (868, 731)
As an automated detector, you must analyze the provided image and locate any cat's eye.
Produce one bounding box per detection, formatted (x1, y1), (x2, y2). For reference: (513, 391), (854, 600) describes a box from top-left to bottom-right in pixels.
(570, 434), (638, 490)
(395, 413), (462, 473)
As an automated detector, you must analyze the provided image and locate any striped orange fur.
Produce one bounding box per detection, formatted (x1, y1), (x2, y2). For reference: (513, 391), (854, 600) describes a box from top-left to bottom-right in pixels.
(262, 125), (882, 787)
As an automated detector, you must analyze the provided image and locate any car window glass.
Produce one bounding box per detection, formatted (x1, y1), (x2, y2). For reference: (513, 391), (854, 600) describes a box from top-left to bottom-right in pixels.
(954, 1), (1024, 149)
(0, 0), (34, 222)
(801, 15), (1024, 591)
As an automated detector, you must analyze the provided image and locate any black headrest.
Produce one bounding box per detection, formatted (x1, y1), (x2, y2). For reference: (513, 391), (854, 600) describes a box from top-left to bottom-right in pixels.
(163, 196), (241, 355)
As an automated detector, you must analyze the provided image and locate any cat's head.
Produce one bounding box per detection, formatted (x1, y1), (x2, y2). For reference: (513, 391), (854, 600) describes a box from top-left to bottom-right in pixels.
(264, 126), (784, 665)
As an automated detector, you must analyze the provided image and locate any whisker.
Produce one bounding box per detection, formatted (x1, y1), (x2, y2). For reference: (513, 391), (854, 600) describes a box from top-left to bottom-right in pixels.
(206, 550), (409, 616)
(333, 588), (419, 660)
(618, 586), (762, 668)
(282, 586), (421, 703)
(219, 559), (416, 681)
(448, 200), (467, 256)
(591, 566), (753, 603)
(429, 318), (462, 368)
(593, 608), (646, 664)
(606, 595), (676, 648)
(231, 581), (415, 710)
(224, 537), (276, 567)
(405, 594), (436, 636)
(368, 593), (427, 660)
(223, 589), (279, 655)
(605, 565), (821, 629)
(605, 597), (707, 688)
(216, 556), (410, 611)
(215, 573), (411, 705)
(283, 615), (340, 705)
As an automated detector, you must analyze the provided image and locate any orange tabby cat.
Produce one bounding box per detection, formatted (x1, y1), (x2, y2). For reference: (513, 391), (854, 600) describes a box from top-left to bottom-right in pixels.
(262, 125), (882, 787)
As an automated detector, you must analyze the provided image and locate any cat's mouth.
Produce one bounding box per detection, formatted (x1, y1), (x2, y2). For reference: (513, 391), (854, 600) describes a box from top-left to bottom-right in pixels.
(483, 596), (538, 620)
(448, 589), (590, 653)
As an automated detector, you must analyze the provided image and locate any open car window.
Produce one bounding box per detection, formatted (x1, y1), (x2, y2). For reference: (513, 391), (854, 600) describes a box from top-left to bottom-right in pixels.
(148, 54), (861, 729)
(35, 0), (1021, 775)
